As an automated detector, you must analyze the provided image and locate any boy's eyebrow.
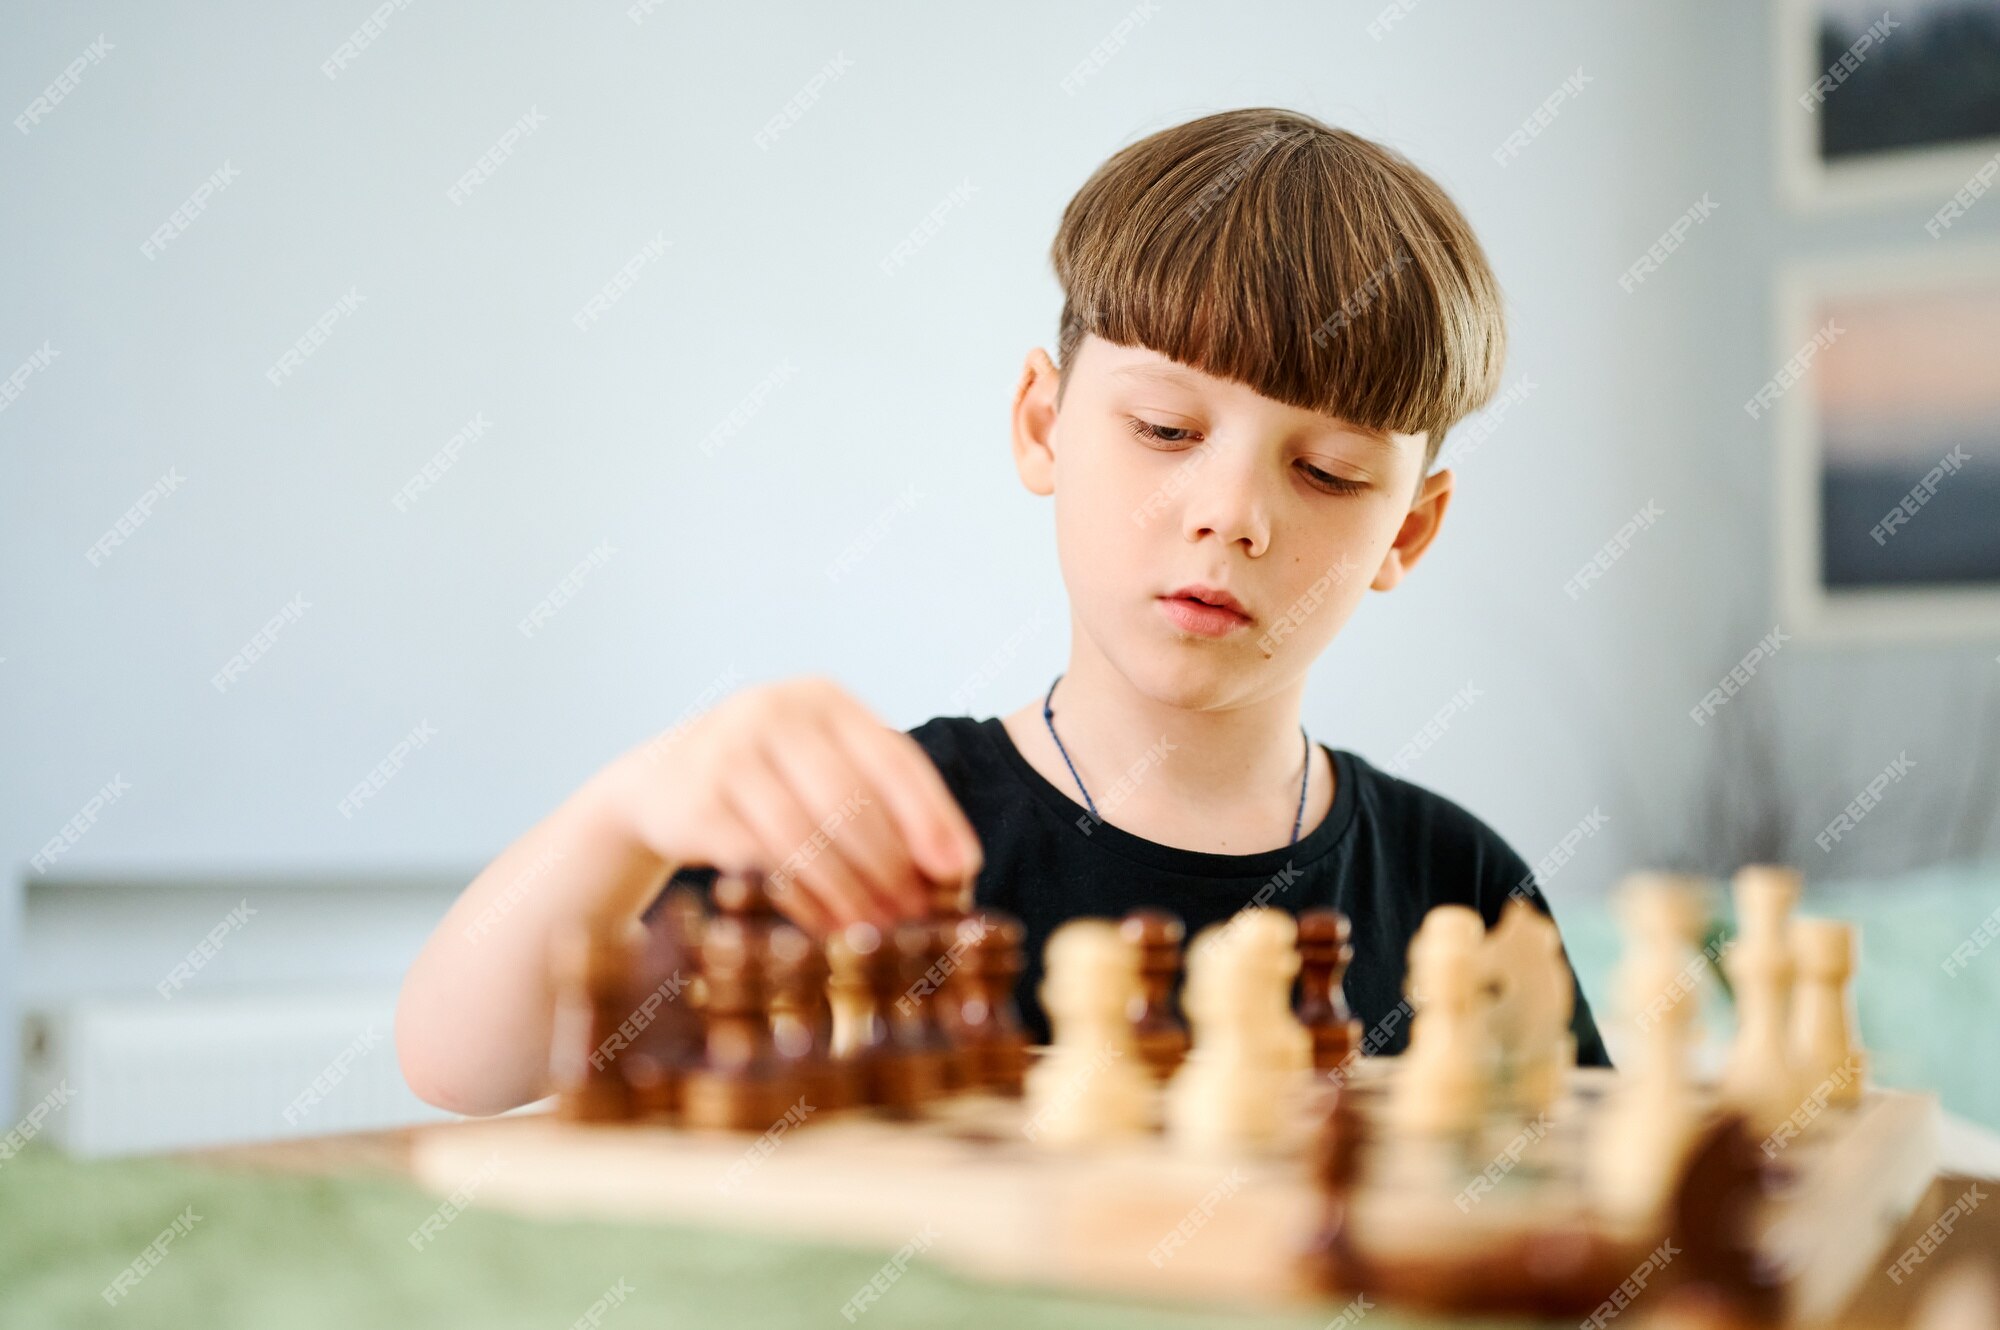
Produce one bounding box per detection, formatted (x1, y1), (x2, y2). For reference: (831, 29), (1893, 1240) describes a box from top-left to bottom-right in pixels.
(1113, 363), (1403, 450)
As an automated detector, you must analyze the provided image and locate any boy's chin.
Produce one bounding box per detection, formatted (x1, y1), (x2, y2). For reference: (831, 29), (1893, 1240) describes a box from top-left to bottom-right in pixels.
(1107, 645), (1262, 711)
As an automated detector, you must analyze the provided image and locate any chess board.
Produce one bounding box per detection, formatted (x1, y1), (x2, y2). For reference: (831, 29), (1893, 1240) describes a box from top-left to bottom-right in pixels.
(408, 1057), (1940, 1323)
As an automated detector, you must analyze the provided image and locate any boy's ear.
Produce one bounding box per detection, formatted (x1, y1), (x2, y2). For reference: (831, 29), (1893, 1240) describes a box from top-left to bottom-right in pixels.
(1011, 348), (1060, 496)
(1371, 465), (1454, 592)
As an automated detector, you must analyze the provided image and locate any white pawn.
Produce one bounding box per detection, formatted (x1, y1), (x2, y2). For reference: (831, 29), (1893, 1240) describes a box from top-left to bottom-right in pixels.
(1230, 908), (1312, 1074)
(1166, 912), (1301, 1154)
(1719, 865), (1805, 1133)
(1590, 872), (1709, 1221)
(1024, 920), (1152, 1146)
(1790, 916), (1866, 1106)
(1392, 905), (1491, 1135)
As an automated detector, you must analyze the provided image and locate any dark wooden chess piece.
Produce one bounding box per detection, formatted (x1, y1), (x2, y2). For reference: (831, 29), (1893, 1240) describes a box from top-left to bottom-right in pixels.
(883, 920), (953, 1111)
(1658, 1111), (1788, 1326)
(767, 921), (855, 1114)
(1300, 1079), (1371, 1293)
(1296, 908), (1364, 1077)
(680, 908), (811, 1132)
(610, 891), (701, 1118)
(549, 918), (646, 1122)
(917, 874), (975, 1091)
(826, 921), (941, 1116)
(1120, 908), (1190, 1083)
(1300, 1077), (1649, 1317)
(949, 910), (1028, 1095)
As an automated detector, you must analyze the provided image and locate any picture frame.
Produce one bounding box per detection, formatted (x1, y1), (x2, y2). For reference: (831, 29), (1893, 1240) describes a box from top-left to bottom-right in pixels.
(1776, 0), (2000, 212)
(1772, 241), (2000, 642)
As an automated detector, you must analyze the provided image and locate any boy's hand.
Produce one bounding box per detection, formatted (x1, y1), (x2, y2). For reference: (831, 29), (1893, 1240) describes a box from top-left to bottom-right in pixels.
(607, 676), (983, 936)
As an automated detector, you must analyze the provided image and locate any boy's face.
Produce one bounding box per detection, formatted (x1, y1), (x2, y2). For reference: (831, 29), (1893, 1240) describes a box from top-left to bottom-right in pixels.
(1011, 333), (1453, 709)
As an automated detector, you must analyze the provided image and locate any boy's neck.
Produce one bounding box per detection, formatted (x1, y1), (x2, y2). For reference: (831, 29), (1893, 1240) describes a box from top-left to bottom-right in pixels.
(1001, 627), (1332, 852)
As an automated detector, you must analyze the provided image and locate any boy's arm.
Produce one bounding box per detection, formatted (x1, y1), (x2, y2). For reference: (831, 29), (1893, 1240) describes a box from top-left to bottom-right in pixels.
(393, 678), (983, 1118)
(393, 761), (674, 1117)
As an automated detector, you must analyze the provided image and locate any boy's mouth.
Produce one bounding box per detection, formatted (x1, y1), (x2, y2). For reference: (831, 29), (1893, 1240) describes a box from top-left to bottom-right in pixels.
(1158, 585), (1253, 636)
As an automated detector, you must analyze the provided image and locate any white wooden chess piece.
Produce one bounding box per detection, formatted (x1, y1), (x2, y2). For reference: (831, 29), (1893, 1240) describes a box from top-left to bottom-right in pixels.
(1589, 872), (1710, 1221)
(1790, 916), (1866, 1106)
(1391, 905), (1491, 1135)
(1232, 908), (1312, 1074)
(1719, 864), (1806, 1134)
(1166, 911), (1304, 1154)
(1484, 896), (1575, 1114)
(1024, 920), (1152, 1146)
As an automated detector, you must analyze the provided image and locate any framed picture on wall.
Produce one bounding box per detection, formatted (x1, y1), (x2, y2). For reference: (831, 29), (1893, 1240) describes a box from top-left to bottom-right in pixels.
(1772, 243), (2000, 641)
(1777, 0), (2000, 211)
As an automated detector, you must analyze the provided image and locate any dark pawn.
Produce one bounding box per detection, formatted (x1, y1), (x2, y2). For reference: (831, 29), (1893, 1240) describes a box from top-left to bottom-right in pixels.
(826, 922), (940, 1117)
(950, 910), (1028, 1095)
(883, 920), (954, 1109)
(1296, 908), (1364, 1077)
(617, 892), (702, 1117)
(919, 874), (976, 1091)
(767, 922), (856, 1114)
(548, 918), (646, 1123)
(1120, 908), (1190, 1083)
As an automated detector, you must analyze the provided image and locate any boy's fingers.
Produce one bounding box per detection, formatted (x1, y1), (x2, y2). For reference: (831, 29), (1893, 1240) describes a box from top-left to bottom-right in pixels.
(826, 707), (984, 890)
(702, 809), (837, 937)
(720, 753), (887, 931)
(762, 723), (925, 918)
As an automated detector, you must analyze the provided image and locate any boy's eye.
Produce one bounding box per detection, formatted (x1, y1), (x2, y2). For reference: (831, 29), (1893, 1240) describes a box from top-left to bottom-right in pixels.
(1297, 461), (1369, 496)
(1126, 417), (1367, 496)
(1126, 417), (1201, 445)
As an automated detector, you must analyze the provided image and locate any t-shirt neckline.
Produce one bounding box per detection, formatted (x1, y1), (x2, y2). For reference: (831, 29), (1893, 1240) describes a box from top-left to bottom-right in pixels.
(974, 715), (1358, 877)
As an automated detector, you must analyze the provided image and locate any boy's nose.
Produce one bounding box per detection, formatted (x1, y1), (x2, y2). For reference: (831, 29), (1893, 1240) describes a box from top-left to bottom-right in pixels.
(1181, 462), (1271, 556)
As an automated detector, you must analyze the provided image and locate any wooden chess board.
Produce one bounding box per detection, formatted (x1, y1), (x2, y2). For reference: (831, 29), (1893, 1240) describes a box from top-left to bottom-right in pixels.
(409, 1057), (1940, 1323)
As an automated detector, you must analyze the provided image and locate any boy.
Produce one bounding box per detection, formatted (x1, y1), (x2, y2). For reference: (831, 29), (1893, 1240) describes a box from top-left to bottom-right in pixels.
(396, 107), (1608, 1118)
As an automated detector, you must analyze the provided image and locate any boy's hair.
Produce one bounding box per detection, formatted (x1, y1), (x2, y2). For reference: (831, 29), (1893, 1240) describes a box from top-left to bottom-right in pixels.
(1049, 108), (1506, 477)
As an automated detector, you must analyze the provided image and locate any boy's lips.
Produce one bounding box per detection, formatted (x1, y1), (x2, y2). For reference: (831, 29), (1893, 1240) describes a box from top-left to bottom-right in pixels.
(1158, 585), (1253, 636)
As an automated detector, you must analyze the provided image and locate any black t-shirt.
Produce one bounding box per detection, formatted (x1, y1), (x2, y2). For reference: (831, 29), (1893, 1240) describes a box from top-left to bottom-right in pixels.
(650, 714), (1610, 1066)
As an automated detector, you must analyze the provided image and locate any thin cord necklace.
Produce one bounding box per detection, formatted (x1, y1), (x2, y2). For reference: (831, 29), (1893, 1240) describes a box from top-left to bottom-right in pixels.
(1042, 673), (1311, 845)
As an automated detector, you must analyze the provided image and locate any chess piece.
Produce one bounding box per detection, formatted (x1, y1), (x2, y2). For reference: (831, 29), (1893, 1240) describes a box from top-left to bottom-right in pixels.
(548, 917), (646, 1122)
(1719, 865), (1805, 1133)
(1659, 1112), (1786, 1326)
(619, 902), (702, 1117)
(1484, 896), (1575, 1113)
(1166, 910), (1307, 1153)
(1120, 909), (1190, 1083)
(916, 874), (975, 1091)
(884, 920), (956, 1109)
(825, 921), (944, 1116)
(1295, 908), (1363, 1078)
(680, 913), (810, 1132)
(951, 910), (1029, 1095)
(825, 922), (880, 1059)
(1228, 907), (1312, 1073)
(767, 922), (856, 1114)
(1300, 1081), (1371, 1295)
(1391, 905), (1491, 1135)
(1589, 872), (1709, 1221)
(1025, 919), (1152, 1146)
(1789, 916), (1865, 1106)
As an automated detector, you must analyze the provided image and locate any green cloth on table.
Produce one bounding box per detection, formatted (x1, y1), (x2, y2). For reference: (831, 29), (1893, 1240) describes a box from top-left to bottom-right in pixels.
(0, 1144), (1527, 1330)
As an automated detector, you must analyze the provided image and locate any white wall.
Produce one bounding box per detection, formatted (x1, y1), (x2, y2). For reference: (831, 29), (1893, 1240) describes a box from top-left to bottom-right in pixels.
(5, 0), (1997, 925)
